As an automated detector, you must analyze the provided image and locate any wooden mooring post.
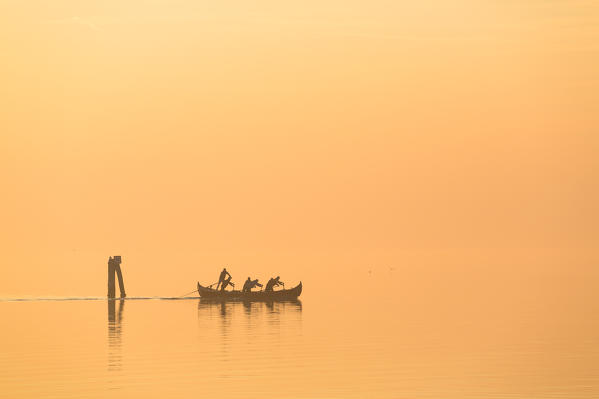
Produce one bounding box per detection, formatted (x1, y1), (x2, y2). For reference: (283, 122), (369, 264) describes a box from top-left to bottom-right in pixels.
(107, 256), (126, 298)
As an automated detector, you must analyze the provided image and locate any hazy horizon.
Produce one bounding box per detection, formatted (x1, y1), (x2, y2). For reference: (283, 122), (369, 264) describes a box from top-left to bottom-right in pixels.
(2, 1), (598, 299)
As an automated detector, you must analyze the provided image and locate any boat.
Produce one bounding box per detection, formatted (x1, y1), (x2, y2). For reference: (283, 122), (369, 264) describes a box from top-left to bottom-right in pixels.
(197, 281), (302, 301)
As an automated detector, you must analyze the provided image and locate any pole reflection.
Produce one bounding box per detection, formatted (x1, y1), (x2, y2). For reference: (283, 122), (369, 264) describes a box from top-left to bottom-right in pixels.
(107, 299), (125, 371)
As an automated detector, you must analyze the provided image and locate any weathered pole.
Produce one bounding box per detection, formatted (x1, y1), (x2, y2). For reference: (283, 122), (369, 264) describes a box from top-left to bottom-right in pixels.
(115, 263), (126, 298)
(107, 256), (126, 298)
(107, 257), (116, 298)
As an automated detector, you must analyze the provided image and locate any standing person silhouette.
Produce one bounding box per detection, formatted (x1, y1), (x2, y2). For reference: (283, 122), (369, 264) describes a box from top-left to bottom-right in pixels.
(216, 268), (233, 291)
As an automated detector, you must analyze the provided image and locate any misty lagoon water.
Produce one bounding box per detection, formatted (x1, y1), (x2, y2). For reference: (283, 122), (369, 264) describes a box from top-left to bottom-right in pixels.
(1, 270), (598, 399)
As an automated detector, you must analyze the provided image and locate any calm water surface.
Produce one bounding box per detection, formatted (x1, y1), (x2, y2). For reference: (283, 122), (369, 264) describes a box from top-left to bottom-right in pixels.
(1, 271), (598, 398)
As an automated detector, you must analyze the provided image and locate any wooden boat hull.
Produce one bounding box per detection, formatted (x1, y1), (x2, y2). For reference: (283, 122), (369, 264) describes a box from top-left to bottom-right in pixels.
(197, 281), (302, 301)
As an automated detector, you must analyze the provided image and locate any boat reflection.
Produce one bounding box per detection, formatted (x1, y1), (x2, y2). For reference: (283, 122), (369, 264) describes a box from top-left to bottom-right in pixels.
(107, 299), (125, 371)
(198, 298), (302, 316)
(197, 298), (302, 362)
(194, 297), (303, 383)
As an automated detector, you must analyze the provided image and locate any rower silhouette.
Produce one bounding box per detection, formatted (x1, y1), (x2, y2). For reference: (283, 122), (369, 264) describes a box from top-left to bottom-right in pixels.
(265, 276), (284, 292)
(242, 277), (263, 292)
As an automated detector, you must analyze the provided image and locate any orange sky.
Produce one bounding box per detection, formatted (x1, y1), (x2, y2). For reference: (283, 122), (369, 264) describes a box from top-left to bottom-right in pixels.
(1, 1), (598, 296)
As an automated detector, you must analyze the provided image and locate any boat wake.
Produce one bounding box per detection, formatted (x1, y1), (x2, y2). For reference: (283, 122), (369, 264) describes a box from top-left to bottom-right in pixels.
(0, 296), (201, 302)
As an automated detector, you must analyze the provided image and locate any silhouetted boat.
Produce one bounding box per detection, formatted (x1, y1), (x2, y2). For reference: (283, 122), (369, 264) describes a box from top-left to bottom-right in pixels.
(197, 281), (302, 301)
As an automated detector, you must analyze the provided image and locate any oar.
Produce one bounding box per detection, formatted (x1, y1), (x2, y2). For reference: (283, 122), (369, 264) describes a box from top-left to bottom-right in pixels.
(178, 289), (198, 297)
